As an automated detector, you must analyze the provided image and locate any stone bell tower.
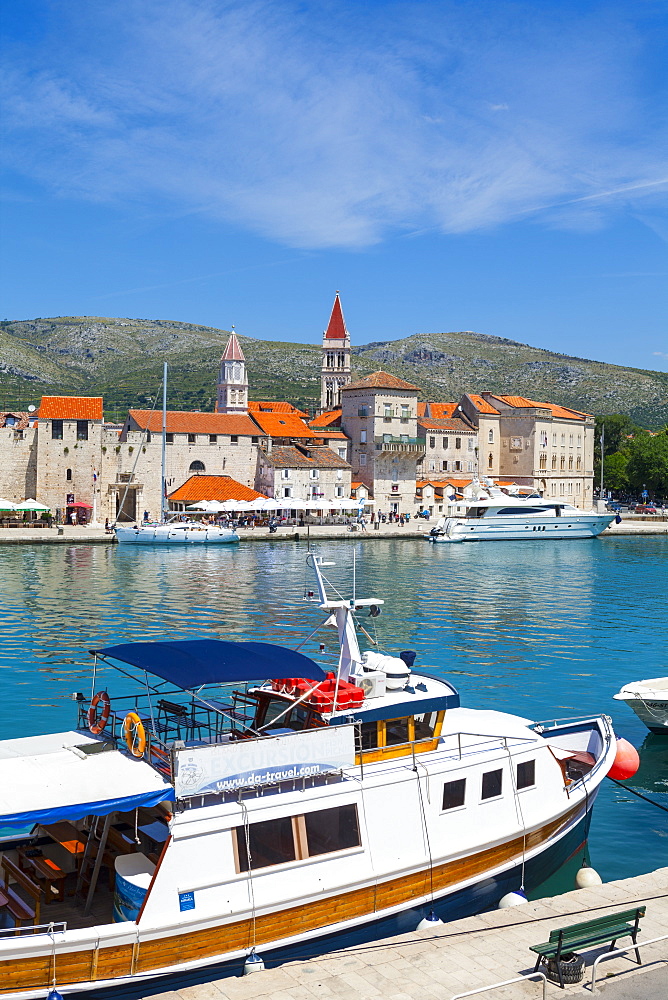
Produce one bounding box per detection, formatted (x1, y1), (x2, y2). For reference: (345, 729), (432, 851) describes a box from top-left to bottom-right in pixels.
(320, 292), (352, 412)
(217, 327), (249, 414)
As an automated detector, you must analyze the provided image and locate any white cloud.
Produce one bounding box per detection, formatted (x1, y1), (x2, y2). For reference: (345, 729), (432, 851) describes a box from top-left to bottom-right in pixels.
(2, 0), (666, 249)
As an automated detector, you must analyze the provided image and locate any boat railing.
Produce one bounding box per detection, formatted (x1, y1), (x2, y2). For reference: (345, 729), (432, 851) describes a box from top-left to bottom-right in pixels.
(0, 920), (66, 938)
(531, 714), (611, 732)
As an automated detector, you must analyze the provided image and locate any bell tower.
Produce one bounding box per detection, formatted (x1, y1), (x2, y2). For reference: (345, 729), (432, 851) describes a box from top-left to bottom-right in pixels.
(320, 292), (352, 412)
(217, 327), (249, 414)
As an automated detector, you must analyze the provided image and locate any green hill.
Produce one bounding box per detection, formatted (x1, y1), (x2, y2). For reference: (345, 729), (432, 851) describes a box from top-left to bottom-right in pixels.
(0, 316), (666, 427)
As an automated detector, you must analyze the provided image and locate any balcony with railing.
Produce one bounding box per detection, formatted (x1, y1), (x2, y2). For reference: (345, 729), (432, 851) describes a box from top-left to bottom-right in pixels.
(374, 436), (425, 454)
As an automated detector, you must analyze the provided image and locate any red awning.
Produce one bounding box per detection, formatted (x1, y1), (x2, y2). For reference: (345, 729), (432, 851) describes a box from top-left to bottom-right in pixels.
(69, 501), (93, 508)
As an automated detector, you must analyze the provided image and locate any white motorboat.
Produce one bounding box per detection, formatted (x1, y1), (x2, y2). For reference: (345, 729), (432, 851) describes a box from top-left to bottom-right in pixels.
(114, 519), (239, 546)
(427, 483), (615, 542)
(0, 556), (625, 997)
(613, 678), (668, 734)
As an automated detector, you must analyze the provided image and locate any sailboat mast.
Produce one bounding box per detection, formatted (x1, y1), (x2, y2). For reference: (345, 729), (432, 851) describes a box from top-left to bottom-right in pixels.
(161, 362), (167, 522)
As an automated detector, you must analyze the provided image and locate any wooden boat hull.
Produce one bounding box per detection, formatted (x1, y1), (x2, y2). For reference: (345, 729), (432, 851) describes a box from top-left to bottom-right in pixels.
(0, 799), (587, 997)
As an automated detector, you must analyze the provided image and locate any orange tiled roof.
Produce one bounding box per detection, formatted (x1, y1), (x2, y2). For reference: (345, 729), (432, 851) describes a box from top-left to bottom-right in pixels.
(418, 402), (458, 418)
(311, 430), (348, 440)
(248, 400), (309, 418)
(262, 445), (350, 470)
(342, 371), (420, 392)
(168, 475), (265, 503)
(1, 412), (31, 430)
(492, 395), (591, 420)
(466, 394), (500, 415)
(250, 411), (315, 438)
(309, 409), (342, 428)
(39, 396), (104, 420)
(418, 417), (473, 432)
(128, 410), (260, 435)
(351, 481), (365, 490)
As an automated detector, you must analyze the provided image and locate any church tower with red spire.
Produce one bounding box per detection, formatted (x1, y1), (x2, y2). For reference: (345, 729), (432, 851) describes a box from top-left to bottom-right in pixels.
(320, 292), (352, 411)
(217, 327), (249, 414)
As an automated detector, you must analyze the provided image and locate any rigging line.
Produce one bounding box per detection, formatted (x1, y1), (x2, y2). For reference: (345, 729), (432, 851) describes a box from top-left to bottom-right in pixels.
(293, 618), (333, 652)
(609, 778), (668, 813)
(115, 375), (163, 525)
(241, 800), (257, 954)
(504, 739), (527, 892)
(413, 761), (435, 903)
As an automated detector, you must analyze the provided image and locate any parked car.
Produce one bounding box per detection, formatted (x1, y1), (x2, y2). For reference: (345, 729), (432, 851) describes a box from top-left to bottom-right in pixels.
(633, 505), (658, 514)
(606, 502), (622, 512)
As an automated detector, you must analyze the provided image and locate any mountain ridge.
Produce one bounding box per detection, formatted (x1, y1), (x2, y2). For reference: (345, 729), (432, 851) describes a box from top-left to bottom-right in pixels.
(0, 316), (666, 427)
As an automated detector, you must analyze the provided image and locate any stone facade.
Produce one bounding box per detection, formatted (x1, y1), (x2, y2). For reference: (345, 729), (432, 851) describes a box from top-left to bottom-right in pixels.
(417, 417), (478, 480)
(256, 444), (351, 502)
(0, 414), (37, 502)
(216, 330), (249, 414)
(340, 372), (423, 513)
(320, 293), (352, 411)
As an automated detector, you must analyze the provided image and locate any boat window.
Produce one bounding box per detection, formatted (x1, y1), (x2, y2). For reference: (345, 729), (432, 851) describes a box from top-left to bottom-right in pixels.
(482, 769), (503, 799)
(358, 721), (379, 751)
(495, 507), (546, 515)
(235, 816), (296, 871)
(385, 718), (410, 746)
(304, 804), (360, 857)
(260, 697), (292, 727)
(442, 778), (466, 810)
(414, 712), (437, 740)
(517, 760), (535, 789)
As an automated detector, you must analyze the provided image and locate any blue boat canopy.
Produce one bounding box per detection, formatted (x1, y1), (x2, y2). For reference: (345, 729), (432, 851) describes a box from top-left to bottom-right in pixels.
(91, 639), (328, 688)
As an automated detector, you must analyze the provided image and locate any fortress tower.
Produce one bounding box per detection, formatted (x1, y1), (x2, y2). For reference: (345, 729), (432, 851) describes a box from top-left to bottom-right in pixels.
(320, 292), (352, 412)
(216, 328), (249, 414)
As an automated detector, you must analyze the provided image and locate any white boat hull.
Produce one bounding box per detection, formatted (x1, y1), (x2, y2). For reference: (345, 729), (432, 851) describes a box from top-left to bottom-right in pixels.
(614, 678), (668, 734)
(114, 524), (239, 545)
(428, 513), (614, 542)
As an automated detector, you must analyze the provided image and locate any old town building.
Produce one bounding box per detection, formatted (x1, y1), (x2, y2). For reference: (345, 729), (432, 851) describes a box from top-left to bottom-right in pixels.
(320, 293), (352, 411)
(256, 444), (351, 503)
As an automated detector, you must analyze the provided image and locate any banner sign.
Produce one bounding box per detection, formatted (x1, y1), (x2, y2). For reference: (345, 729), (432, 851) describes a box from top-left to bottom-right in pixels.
(173, 725), (355, 797)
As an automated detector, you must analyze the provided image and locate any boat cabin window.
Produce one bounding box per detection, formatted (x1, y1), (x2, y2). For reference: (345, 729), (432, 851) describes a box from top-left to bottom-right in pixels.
(517, 760), (535, 789)
(234, 804), (361, 872)
(481, 768), (503, 799)
(235, 816), (296, 871)
(442, 778), (466, 810)
(467, 507), (487, 518)
(414, 712), (438, 740)
(304, 804), (360, 857)
(496, 507), (547, 515)
(255, 695), (321, 732)
(385, 717), (411, 747)
(358, 721), (380, 751)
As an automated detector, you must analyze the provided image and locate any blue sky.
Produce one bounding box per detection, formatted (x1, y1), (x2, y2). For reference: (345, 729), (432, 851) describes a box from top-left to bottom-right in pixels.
(1, 0), (666, 371)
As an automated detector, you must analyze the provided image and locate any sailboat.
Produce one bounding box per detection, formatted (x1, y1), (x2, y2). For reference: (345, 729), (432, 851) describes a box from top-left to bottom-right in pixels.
(114, 364), (239, 546)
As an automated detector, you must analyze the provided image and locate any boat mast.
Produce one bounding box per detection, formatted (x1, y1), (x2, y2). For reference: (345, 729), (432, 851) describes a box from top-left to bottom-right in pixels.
(161, 362), (167, 522)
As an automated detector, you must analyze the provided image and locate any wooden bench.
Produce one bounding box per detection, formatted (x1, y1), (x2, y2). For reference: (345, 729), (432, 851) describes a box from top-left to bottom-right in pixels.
(1, 856), (41, 926)
(530, 906), (645, 988)
(17, 848), (68, 902)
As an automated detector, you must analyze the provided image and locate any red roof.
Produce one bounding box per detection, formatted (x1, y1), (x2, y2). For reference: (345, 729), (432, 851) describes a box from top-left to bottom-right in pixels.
(250, 411), (315, 439)
(248, 400), (309, 418)
(492, 395), (591, 420)
(466, 394), (500, 415)
(168, 475), (265, 503)
(39, 396), (104, 420)
(324, 293), (348, 340)
(418, 402), (458, 419)
(128, 410), (259, 435)
(418, 417), (473, 432)
(309, 409), (342, 428)
(310, 430), (348, 440)
(221, 330), (245, 362)
(343, 371), (420, 392)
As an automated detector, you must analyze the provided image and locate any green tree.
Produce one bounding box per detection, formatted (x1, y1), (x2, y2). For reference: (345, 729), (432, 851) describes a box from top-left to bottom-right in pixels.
(602, 451), (630, 491)
(625, 431), (668, 498)
(595, 414), (640, 456)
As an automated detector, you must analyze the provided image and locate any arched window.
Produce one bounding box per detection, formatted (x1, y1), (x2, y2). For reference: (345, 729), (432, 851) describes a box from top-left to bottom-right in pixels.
(189, 461), (205, 474)
(488, 429), (494, 443)
(488, 453), (493, 469)
(66, 468), (72, 481)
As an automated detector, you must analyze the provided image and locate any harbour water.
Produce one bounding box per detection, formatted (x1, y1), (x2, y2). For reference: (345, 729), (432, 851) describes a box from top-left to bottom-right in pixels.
(1, 536), (666, 887)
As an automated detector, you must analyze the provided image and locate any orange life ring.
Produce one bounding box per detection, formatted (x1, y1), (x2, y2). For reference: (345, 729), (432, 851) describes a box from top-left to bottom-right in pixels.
(124, 712), (147, 758)
(88, 691), (111, 734)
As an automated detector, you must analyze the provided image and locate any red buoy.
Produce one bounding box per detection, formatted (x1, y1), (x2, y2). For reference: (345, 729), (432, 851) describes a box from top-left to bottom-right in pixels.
(607, 737), (640, 780)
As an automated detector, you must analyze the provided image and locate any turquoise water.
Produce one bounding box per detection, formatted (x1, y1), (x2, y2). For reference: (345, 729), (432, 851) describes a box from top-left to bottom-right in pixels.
(0, 537), (666, 884)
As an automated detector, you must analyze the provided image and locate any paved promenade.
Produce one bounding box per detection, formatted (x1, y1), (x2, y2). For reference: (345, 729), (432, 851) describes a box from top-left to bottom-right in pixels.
(0, 517), (666, 544)
(138, 868), (668, 1000)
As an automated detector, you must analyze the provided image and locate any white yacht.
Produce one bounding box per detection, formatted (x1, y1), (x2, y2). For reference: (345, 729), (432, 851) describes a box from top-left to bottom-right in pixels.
(114, 518), (239, 546)
(0, 556), (624, 998)
(427, 482), (615, 542)
(613, 678), (668, 734)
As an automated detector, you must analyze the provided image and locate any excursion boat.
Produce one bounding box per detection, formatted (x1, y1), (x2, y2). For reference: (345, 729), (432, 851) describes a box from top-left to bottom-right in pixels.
(0, 556), (622, 997)
(114, 519), (239, 546)
(613, 678), (668, 734)
(427, 482), (615, 542)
